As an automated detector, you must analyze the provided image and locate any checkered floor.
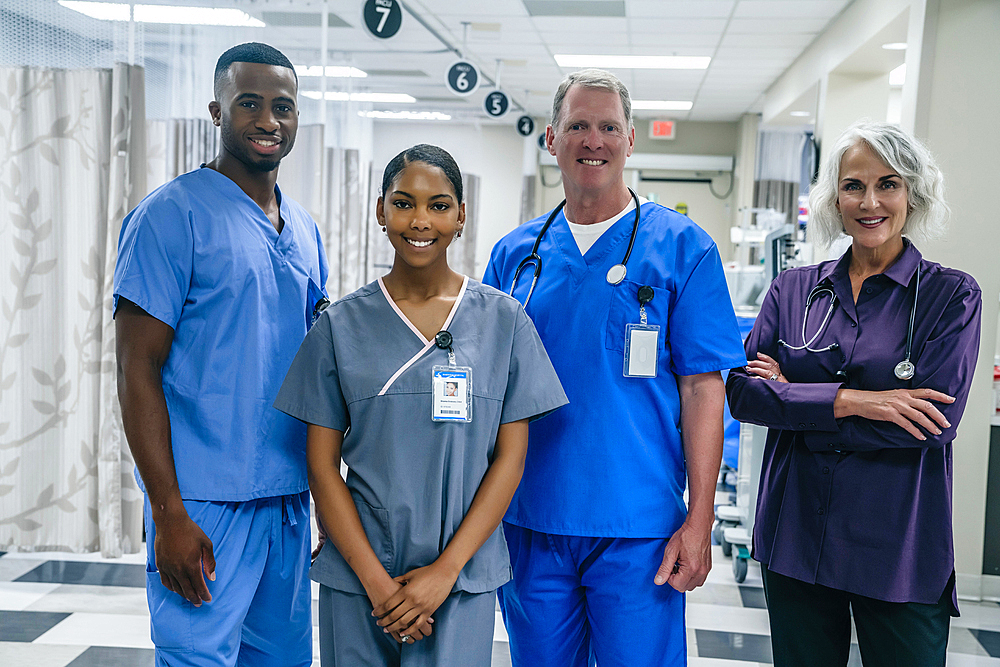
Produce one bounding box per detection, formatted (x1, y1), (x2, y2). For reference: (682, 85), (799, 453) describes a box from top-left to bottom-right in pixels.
(2, 545), (1000, 666)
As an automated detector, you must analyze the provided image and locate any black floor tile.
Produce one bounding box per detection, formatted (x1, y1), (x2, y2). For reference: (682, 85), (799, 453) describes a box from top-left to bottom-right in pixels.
(738, 585), (767, 609)
(0, 610), (70, 642)
(695, 629), (773, 663)
(15, 560), (145, 588)
(67, 646), (155, 667)
(971, 629), (1000, 657)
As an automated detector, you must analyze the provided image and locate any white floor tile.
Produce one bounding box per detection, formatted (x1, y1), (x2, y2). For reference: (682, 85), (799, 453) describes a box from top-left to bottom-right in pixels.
(946, 654), (1000, 666)
(0, 581), (61, 611)
(686, 602), (772, 635)
(0, 641), (86, 667)
(688, 657), (767, 666)
(4, 550), (145, 564)
(25, 584), (148, 616)
(32, 612), (153, 649)
(954, 602), (1000, 632)
(0, 557), (50, 582)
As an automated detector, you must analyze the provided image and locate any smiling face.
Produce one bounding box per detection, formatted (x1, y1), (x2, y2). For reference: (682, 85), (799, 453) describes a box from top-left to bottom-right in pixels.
(210, 61), (298, 173)
(377, 161), (465, 272)
(547, 84), (634, 201)
(836, 142), (909, 253)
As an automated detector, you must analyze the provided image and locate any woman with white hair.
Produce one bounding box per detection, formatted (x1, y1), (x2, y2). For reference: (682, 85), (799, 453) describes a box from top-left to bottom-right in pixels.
(726, 120), (982, 666)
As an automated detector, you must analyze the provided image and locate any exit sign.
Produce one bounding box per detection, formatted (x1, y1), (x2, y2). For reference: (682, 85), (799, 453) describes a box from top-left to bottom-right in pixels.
(649, 120), (676, 140)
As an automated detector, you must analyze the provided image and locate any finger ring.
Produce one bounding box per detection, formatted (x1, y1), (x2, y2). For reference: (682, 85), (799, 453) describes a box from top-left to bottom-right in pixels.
(769, 374), (778, 381)
(400, 635), (410, 643)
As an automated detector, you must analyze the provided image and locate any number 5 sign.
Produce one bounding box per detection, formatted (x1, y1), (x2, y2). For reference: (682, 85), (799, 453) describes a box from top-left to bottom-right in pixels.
(445, 61), (480, 97)
(363, 0), (402, 39)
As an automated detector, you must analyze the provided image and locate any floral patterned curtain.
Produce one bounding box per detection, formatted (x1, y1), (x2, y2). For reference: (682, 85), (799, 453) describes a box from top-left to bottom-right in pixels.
(0, 63), (146, 556)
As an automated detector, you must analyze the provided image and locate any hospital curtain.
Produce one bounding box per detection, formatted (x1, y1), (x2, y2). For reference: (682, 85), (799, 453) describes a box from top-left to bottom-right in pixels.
(0, 63), (146, 555)
(754, 128), (807, 223)
(145, 118), (218, 190)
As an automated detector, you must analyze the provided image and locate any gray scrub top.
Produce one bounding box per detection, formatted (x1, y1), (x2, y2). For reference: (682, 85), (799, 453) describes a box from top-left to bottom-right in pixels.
(274, 278), (568, 595)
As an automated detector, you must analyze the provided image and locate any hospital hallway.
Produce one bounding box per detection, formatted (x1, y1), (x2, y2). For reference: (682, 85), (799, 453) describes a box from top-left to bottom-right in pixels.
(1, 543), (999, 667)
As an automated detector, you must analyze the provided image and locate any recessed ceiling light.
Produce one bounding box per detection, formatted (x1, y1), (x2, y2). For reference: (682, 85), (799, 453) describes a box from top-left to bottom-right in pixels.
(59, 1), (265, 26)
(889, 63), (906, 86)
(359, 111), (452, 121)
(295, 66), (367, 78)
(302, 91), (416, 103)
(789, 111), (811, 117)
(881, 42), (908, 50)
(632, 100), (693, 111)
(555, 55), (710, 70)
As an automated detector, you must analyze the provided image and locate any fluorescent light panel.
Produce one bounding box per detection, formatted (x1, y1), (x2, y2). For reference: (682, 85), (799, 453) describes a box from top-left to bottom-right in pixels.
(789, 111), (811, 117)
(882, 42), (908, 50)
(59, 1), (264, 26)
(295, 66), (367, 79)
(632, 100), (693, 111)
(360, 111), (452, 121)
(555, 55), (710, 69)
(302, 91), (416, 103)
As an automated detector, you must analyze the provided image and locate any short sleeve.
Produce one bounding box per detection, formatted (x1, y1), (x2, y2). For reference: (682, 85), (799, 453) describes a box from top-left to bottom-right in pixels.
(499, 307), (569, 424)
(113, 198), (193, 328)
(668, 244), (746, 375)
(273, 314), (349, 431)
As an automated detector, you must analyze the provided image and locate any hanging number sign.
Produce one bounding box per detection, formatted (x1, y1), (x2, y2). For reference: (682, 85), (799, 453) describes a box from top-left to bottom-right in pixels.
(362, 0), (402, 40)
(484, 91), (509, 118)
(516, 115), (534, 137)
(537, 132), (547, 150)
(446, 60), (480, 97)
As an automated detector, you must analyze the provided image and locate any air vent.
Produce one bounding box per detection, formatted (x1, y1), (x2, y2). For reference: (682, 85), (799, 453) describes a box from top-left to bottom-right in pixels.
(261, 11), (351, 28)
(522, 1), (625, 17)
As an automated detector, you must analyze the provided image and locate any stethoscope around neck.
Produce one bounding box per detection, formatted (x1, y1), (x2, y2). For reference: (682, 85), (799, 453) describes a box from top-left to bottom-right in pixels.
(778, 268), (921, 381)
(508, 187), (641, 308)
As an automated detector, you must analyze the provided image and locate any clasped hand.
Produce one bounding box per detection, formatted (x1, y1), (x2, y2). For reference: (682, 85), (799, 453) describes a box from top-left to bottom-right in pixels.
(372, 563), (456, 644)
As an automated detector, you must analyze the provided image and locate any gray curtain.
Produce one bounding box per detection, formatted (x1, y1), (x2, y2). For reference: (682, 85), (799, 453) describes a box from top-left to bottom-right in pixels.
(754, 128), (807, 223)
(146, 118), (218, 189)
(0, 63), (146, 555)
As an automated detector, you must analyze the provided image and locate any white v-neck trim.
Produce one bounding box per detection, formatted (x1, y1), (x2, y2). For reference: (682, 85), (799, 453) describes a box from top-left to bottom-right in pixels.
(376, 275), (469, 396)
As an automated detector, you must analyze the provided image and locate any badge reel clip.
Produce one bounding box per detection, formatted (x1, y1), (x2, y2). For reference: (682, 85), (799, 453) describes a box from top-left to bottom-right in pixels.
(432, 330), (473, 423)
(624, 285), (659, 378)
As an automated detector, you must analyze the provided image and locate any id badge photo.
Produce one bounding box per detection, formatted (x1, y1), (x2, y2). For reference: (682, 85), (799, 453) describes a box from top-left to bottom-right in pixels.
(432, 366), (473, 422)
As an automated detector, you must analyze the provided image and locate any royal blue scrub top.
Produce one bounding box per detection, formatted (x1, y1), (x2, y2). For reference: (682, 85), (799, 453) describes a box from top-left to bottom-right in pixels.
(484, 202), (746, 537)
(114, 167), (329, 502)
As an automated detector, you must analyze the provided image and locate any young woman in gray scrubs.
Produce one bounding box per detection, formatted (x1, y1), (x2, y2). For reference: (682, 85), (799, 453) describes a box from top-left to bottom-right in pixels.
(274, 144), (567, 666)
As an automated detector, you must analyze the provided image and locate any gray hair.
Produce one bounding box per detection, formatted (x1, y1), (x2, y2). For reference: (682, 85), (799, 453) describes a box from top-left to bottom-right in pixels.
(808, 120), (948, 247)
(550, 68), (632, 131)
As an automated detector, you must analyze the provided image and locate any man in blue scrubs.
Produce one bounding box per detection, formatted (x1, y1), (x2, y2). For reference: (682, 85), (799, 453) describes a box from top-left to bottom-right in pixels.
(114, 43), (327, 666)
(484, 69), (746, 666)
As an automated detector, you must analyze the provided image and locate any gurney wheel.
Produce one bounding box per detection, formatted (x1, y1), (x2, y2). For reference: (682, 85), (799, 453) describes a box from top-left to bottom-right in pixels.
(733, 556), (748, 583)
(720, 535), (732, 558)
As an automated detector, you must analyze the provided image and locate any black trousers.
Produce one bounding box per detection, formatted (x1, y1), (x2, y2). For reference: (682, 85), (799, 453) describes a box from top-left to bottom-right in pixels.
(761, 565), (952, 667)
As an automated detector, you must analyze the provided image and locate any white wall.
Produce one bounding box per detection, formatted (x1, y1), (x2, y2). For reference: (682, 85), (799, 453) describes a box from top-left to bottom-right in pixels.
(371, 121), (527, 280)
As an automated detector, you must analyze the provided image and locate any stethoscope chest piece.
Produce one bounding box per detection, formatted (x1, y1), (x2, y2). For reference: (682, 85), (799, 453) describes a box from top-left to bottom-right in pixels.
(606, 263), (627, 285)
(894, 359), (915, 381)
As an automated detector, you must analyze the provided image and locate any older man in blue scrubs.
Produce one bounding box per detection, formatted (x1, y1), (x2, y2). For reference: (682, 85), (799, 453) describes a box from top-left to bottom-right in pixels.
(484, 69), (746, 666)
(114, 43), (327, 666)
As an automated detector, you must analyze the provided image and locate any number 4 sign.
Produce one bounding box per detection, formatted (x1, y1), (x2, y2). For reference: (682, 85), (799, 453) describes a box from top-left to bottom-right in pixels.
(446, 61), (480, 97)
(362, 0), (402, 40)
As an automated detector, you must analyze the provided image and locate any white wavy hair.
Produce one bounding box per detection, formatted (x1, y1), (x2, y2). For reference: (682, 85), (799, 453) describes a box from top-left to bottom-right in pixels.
(808, 120), (949, 247)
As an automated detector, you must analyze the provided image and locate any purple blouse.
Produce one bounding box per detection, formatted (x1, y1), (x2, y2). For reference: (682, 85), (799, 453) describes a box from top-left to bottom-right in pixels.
(726, 241), (981, 614)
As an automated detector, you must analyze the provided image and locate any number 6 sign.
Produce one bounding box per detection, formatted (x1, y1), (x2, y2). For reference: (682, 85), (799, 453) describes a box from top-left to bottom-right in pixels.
(446, 61), (480, 97)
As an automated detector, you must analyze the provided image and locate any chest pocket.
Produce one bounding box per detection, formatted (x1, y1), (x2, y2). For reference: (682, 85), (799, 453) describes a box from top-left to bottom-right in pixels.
(604, 279), (670, 352)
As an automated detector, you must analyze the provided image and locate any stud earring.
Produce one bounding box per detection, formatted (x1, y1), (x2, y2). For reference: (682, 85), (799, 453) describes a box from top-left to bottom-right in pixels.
(456, 230), (462, 238)
(380, 225), (386, 234)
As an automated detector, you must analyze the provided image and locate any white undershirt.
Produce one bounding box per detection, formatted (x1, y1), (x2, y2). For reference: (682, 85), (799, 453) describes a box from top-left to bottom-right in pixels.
(566, 195), (648, 255)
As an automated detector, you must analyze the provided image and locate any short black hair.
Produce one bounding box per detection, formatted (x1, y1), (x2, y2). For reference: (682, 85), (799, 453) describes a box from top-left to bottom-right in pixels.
(381, 144), (464, 203)
(214, 42), (297, 100)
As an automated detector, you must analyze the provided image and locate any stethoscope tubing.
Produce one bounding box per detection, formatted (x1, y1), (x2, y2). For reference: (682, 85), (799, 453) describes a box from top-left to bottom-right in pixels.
(509, 188), (641, 307)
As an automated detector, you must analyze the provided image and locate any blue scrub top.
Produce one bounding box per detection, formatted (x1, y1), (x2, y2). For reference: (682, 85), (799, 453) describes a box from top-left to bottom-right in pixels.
(114, 167), (329, 502)
(484, 202), (745, 538)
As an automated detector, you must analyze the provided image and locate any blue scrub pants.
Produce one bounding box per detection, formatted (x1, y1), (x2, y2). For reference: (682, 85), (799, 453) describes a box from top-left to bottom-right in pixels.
(498, 523), (686, 667)
(143, 492), (312, 667)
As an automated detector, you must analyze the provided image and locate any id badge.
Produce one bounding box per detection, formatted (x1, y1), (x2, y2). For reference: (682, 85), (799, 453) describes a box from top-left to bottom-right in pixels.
(432, 366), (473, 422)
(624, 323), (660, 378)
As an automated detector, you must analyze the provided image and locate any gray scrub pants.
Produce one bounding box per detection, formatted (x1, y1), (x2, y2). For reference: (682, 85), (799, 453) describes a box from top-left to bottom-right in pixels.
(318, 584), (496, 666)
